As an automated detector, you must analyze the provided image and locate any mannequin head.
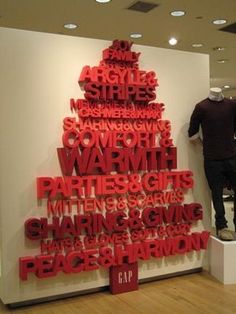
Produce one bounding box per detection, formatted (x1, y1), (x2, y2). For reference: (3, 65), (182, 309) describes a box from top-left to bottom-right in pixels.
(209, 87), (224, 101)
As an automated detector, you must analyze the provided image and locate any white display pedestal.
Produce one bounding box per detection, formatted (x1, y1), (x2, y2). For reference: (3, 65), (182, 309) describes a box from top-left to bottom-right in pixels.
(209, 235), (236, 284)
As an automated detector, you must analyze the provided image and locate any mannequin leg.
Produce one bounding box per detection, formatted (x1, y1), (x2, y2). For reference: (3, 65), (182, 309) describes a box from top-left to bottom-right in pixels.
(234, 196), (236, 232)
(210, 186), (227, 231)
(225, 156), (236, 232)
(204, 159), (227, 231)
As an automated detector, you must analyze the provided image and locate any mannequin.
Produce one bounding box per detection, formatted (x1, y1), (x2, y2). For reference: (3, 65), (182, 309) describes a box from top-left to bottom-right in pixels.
(188, 87), (236, 241)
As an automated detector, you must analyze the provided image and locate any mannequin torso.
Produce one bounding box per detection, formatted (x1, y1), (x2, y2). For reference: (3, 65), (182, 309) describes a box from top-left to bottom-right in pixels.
(188, 88), (236, 160)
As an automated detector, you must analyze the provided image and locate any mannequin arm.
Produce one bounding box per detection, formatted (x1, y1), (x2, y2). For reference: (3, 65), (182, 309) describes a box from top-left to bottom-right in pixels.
(189, 133), (200, 141)
(188, 104), (202, 140)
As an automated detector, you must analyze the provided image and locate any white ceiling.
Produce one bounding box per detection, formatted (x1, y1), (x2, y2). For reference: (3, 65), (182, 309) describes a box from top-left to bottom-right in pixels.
(0, 0), (236, 97)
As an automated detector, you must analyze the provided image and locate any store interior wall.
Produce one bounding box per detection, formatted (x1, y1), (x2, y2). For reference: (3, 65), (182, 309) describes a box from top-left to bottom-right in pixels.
(0, 27), (211, 304)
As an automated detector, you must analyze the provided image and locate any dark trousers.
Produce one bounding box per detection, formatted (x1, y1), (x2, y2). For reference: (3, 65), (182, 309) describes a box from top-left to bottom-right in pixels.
(204, 156), (236, 230)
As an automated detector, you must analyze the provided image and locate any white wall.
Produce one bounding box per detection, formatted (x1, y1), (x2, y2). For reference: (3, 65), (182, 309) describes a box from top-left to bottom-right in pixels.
(0, 27), (210, 304)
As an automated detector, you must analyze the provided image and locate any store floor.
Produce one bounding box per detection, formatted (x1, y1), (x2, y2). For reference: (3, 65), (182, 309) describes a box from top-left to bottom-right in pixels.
(1, 271), (236, 314)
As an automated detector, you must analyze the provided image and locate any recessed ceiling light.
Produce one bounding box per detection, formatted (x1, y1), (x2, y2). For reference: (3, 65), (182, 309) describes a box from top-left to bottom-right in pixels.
(217, 59), (228, 63)
(223, 85), (231, 89)
(213, 47), (225, 51)
(170, 10), (186, 17)
(168, 37), (178, 46)
(95, 0), (111, 3)
(212, 19), (227, 25)
(64, 23), (78, 29)
(192, 43), (203, 48)
(130, 33), (142, 39)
